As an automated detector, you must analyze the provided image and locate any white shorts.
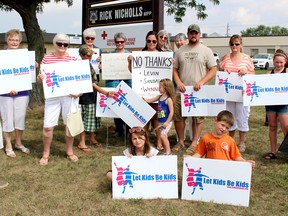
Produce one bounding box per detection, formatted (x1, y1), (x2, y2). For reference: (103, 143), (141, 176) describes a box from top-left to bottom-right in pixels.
(159, 121), (172, 135)
(226, 101), (250, 132)
(0, 96), (29, 132)
(44, 96), (79, 128)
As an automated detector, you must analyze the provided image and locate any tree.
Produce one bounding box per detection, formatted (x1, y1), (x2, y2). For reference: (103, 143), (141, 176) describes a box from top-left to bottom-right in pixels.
(165, 0), (220, 22)
(241, 25), (288, 36)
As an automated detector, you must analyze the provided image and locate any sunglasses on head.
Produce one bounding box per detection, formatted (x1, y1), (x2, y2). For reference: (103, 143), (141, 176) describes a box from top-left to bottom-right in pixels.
(56, 42), (69, 47)
(160, 35), (168, 40)
(230, 42), (241, 46)
(129, 127), (145, 134)
(147, 39), (157, 44)
(115, 40), (125, 44)
(85, 37), (95, 41)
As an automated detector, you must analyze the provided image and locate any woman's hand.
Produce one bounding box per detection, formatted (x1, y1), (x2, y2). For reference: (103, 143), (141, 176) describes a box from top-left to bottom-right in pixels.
(8, 90), (18, 96)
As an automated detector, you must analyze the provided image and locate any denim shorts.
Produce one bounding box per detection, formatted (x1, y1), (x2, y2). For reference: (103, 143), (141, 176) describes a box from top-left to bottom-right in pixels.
(265, 105), (288, 114)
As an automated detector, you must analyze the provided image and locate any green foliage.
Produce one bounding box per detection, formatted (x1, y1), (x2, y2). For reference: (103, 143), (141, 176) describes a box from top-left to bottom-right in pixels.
(241, 25), (288, 36)
(165, 0), (220, 22)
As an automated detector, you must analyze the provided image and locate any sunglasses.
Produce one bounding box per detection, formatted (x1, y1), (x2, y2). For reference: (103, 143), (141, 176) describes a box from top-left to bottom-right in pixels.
(160, 35), (168, 40)
(147, 39), (157, 44)
(230, 43), (241, 46)
(129, 127), (145, 134)
(115, 41), (125, 44)
(85, 37), (95, 41)
(56, 42), (69, 47)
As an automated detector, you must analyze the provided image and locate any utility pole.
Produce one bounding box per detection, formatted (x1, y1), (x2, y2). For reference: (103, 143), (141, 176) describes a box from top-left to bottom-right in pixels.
(226, 23), (230, 37)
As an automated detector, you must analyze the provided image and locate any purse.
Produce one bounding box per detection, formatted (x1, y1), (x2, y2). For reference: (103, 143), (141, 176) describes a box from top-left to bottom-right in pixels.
(66, 98), (84, 137)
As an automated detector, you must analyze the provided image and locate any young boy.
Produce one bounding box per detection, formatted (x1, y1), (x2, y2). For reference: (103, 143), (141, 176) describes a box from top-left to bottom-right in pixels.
(184, 110), (255, 168)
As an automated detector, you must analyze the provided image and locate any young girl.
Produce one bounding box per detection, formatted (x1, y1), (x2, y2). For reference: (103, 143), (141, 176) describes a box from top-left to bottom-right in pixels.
(145, 79), (174, 155)
(106, 127), (158, 182)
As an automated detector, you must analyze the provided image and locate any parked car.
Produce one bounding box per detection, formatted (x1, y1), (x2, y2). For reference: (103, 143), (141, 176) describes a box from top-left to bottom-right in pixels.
(252, 53), (273, 70)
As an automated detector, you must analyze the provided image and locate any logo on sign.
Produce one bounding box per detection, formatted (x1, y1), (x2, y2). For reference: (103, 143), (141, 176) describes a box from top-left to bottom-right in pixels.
(244, 80), (263, 102)
(217, 75), (243, 93)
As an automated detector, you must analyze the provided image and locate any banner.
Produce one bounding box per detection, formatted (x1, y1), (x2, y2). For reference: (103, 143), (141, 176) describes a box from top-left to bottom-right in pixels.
(181, 85), (226, 116)
(101, 53), (132, 80)
(215, 71), (243, 102)
(0, 49), (32, 94)
(96, 87), (118, 118)
(132, 51), (173, 99)
(40, 60), (93, 99)
(182, 158), (252, 207)
(106, 81), (156, 128)
(112, 155), (178, 199)
(243, 74), (288, 106)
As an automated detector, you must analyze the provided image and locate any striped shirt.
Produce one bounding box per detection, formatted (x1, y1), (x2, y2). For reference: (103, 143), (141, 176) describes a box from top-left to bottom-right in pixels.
(41, 53), (77, 64)
(220, 53), (254, 72)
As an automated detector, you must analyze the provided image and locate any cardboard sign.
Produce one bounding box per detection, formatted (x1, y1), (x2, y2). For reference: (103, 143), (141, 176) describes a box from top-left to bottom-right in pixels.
(132, 51), (173, 99)
(243, 73), (288, 106)
(112, 155), (178, 199)
(106, 81), (156, 128)
(40, 60), (93, 99)
(181, 85), (226, 116)
(96, 87), (118, 118)
(182, 157), (252, 207)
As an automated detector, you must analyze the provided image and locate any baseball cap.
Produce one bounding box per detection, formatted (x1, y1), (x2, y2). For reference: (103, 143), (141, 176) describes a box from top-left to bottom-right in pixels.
(79, 44), (94, 56)
(187, 24), (201, 33)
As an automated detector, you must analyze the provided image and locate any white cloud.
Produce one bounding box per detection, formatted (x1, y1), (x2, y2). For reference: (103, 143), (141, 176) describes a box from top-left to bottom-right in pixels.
(230, 7), (260, 26)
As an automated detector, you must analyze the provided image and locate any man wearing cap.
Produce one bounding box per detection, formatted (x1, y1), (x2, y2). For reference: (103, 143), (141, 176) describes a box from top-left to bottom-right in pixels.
(172, 24), (217, 153)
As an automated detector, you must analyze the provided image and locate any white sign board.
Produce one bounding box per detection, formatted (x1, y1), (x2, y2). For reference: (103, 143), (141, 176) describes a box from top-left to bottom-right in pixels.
(29, 51), (36, 83)
(106, 81), (156, 128)
(215, 71), (243, 102)
(96, 87), (118, 118)
(112, 156), (178, 199)
(94, 23), (153, 49)
(182, 157), (252, 207)
(0, 50), (32, 94)
(101, 53), (132, 80)
(40, 60), (93, 99)
(132, 51), (173, 99)
(243, 73), (288, 106)
(181, 85), (226, 116)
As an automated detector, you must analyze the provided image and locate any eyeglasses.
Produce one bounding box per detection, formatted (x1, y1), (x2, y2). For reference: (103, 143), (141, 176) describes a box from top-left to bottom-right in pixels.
(129, 127), (145, 134)
(230, 43), (241, 46)
(115, 41), (125, 44)
(147, 40), (157, 44)
(56, 42), (69, 47)
(85, 37), (95, 41)
(159, 35), (168, 40)
(8, 39), (20, 42)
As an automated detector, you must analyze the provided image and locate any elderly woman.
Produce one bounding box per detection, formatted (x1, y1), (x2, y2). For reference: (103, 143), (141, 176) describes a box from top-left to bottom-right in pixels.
(157, 29), (172, 52)
(37, 33), (80, 165)
(174, 33), (187, 49)
(106, 32), (132, 137)
(0, 29), (30, 157)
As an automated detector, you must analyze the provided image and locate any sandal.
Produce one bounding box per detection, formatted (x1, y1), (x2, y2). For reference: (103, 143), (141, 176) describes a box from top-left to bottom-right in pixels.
(91, 141), (102, 148)
(264, 152), (277, 160)
(5, 149), (16, 158)
(67, 154), (79, 162)
(238, 144), (246, 153)
(15, 145), (30, 154)
(76, 146), (92, 153)
(186, 145), (197, 154)
(39, 156), (49, 166)
(172, 143), (184, 152)
(157, 145), (164, 151)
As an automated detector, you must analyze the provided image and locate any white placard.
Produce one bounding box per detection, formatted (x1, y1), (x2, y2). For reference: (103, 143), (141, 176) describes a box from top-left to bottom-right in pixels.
(243, 73), (288, 106)
(106, 81), (156, 128)
(101, 53), (132, 80)
(29, 51), (36, 83)
(0, 50), (32, 94)
(112, 156), (178, 199)
(215, 71), (243, 102)
(132, 51), (173, 99)
(96, 87), (118, 118)
(182, 158), (252, 207)
(40, 60), (93, 99)
(181, 85), (226, 116)
(0, 122), (3, 149)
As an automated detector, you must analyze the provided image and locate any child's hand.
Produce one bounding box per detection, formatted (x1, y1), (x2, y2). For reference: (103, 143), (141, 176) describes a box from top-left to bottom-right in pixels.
(162, 122), (168, 129)
(247, 160), (256, 168)
(106, 91), (115, 97)
(145, 153), (154, 158)
(127, 154), (133, 158)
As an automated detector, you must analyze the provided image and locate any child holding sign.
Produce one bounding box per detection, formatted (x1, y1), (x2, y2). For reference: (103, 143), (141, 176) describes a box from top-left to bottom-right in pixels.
(144, 79), (174, 155)
(106, 126), (158, 182)
(184, 110), (255, 168)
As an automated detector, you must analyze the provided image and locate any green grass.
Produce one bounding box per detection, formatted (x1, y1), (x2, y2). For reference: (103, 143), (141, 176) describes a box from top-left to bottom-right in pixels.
(1, 70), (288, 215)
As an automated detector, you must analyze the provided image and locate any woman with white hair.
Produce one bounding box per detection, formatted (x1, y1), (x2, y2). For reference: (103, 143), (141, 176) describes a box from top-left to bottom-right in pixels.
(157, 29), (172, 52)
(37, 33), (81, 165)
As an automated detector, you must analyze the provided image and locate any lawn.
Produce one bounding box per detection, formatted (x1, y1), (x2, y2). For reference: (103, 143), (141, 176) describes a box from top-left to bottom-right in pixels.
(1, 70), (288, 216)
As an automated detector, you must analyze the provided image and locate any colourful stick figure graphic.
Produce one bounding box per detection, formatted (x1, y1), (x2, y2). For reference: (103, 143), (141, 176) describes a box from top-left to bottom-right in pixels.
(217, 75), (232, 93)
(244, 80), (263, 102)
(42, 69), (62, 93)
(122, 168), (138, 194)
(112, 85), (128, 107)
(186, 164), (209, 195)
(186, 163), (202, 187)
(114, 162), (129, 186)
(184, 92), (198, 112)
(99, 93), (110, 113)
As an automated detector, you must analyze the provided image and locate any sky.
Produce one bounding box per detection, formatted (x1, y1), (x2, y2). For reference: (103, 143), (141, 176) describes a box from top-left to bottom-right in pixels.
(0, 0), (288, 37)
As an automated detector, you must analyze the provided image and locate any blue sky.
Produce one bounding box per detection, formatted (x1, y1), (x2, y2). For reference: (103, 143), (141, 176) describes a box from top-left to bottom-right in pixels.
(0, 0), (288, 36)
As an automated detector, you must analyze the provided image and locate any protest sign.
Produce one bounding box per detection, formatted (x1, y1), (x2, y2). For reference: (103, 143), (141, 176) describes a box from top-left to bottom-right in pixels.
(106, 81), (156, 128)
(181, 85), (226, 116)
(112, 155), (178, 199)
(40, 60), (93, 99)
(132, 51), (173, 99)
(96, 87), (118, 118)
(182, 157), (252, 207)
